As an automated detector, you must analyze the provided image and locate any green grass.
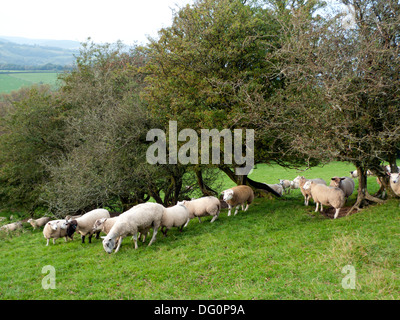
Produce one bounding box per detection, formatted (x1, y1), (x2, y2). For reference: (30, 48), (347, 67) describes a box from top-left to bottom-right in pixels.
(0, 162), (399, 299)
(0, 71), (59, 93)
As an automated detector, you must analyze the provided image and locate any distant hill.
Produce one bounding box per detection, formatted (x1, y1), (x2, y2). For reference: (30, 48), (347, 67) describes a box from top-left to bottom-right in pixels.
(0, 36), (81, 50)
(0, 37), (79, 68)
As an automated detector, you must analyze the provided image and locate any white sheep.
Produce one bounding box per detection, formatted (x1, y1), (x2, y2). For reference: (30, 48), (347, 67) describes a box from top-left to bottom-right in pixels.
(388, 172), (400, 196)
(298, 176), (326, 206)
(221, 185), (254, 216)
(102, 203), (164, 253)
(265, 183), (283, 196)
(350, 169), (373, 178)
(291, 176), (301, 190)
(181, 196), (221, 225)
(278, 179), (292, 194)
(0, 221), (23, 232)
(27, 217), (51, 230)
(303, 180), (345, 219)
(66, 208), (110, 243)
(92, 217), (118, 235)
(43, 220), (71, 246)
(329, 176), (355, 200)
(161, 203), (190, 236)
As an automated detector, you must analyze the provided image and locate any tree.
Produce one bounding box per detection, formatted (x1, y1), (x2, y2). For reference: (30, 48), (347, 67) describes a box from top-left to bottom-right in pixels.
(142, 0), (295, 195)
(0, 86), (65, 214)
(241, 0), (400, 212)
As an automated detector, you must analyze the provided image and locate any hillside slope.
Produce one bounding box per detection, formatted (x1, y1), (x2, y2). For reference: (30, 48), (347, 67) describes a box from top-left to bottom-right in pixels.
(0, 39), (77, 66)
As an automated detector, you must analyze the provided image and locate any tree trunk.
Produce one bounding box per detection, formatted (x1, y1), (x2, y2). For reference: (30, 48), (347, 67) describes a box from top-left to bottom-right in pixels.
(219, 166), (281, 198)
(195, 168), (218, 197)
(348, 166), (384, 215)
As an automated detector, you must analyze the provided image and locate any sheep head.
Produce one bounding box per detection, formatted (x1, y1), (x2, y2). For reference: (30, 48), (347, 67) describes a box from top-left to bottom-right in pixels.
(66, 220), (77, 237)
(389, 172), (400, 184)
(102, 235), (115, 254)
(330, 177), (345, 188)
(221, 189), (234, 201)
(303, 181), (312, 190)
(92, 218), (107, 233)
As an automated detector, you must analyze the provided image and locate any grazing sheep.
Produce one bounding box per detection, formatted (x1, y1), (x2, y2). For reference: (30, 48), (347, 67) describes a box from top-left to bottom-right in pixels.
(299, 176), (326, 206)
(329, 176), (355, 201)
(221, 185), (254, 216)
(265, 183), (283, 196)
(43, 220), (72, 246)
(303, 181), (345, 219)
(388, 172), (400, 196)
(278, 179), (292, 194)
(0, 221), (23, 232)
(27, 217), (51, 230)
(161, 203), (190, 236)
(67, 208), (110, 244)
(181, 196), (221, 225)
(102, 203), (164, 253)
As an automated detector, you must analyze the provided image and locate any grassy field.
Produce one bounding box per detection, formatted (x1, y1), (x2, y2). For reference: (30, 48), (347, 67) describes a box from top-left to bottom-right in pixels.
(0, 162), (399, 300)
(0, 71), (59, 93)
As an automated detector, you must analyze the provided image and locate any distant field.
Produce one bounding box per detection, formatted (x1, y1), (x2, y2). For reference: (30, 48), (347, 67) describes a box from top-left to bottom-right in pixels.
(0, 71), (59, 93)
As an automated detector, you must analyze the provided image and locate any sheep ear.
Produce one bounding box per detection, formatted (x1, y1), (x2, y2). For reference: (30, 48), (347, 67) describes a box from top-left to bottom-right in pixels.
(386, 172), (391, 176)
(331, 178), (335, 181)
(221, 191), (225, 194)
(340, 178), (346, 181)
(101, 236), (107, 239)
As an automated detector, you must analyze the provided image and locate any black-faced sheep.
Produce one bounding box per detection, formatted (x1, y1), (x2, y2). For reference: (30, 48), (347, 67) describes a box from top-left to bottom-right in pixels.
(66, 208), (110, 243)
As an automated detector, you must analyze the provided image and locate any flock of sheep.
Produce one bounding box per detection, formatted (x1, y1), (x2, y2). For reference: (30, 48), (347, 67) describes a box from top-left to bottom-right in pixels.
(2, 167), (400, 254)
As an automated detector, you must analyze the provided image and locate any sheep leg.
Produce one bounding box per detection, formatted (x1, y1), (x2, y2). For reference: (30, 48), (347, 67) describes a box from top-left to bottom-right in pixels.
(81, 235), (86, 244)
(210, 214), (218, 223)
(334, 208), (340, 219)
(234, 205), (240, 216)
(315, 202), (319, 212)
(197, 217), (202, 223)
(184, 218), (190, 227)
(148, 228), (158, 247)
(95, 231), (100, 239)
(132, 234), (138, 249)
(244, 204), (249, 212)
(114, 237), (124, 253)
(46, 238), (49, 246)
(227, 205), (232, 216)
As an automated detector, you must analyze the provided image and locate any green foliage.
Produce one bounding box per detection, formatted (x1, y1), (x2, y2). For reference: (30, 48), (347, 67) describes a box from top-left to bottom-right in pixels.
(143, 0), (280, 130)
(0, 86), (65, 213)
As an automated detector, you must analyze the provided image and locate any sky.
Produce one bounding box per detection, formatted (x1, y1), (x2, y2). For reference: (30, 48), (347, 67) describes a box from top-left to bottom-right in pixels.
(1, 0), (194, 45)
